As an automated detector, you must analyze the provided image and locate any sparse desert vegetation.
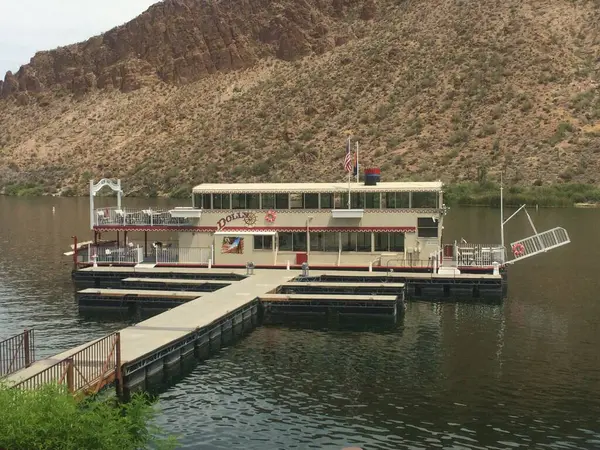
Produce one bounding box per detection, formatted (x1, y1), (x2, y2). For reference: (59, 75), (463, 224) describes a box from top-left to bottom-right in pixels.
(0, 0), (599, 203)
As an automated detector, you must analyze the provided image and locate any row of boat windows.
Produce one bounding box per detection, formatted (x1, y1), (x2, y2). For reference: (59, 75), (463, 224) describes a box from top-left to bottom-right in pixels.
(254, 232), (407, 252)
(193, 192), (439, 210)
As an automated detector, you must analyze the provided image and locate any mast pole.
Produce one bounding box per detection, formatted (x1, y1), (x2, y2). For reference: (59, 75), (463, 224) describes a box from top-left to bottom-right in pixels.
(355, 141), (359, 183)
(500, 172), (505, 259)
(346, 136), (351, 209)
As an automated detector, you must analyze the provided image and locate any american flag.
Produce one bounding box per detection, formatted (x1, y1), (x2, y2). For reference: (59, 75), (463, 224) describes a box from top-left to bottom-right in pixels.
(343, 138), (352, 172)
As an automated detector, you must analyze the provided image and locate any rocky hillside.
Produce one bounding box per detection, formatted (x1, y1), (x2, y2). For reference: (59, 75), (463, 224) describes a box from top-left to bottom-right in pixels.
(0, 0), (599, 196)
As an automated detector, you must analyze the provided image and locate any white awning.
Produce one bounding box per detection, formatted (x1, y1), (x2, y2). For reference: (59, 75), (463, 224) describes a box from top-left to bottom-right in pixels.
(214, 231), (277, 236)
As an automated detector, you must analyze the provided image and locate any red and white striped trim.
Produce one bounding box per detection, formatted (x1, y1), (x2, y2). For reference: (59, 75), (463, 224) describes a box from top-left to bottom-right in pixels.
(217, 226), (416, 233)
(94, 225), (417, 233)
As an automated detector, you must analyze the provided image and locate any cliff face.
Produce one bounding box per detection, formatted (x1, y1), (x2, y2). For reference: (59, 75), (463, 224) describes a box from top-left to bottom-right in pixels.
(0, 0), (370, 99)
(0, 0), (599, 196)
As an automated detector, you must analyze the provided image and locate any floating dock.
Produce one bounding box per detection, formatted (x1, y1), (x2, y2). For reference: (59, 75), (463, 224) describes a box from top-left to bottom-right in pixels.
(259, 293), (403, 319)
(121, 277), (231, 291)
(8, 271), (297, 395)
(76, 288), (202, 312)
(72, 266), (505, 302)
(6, 264), (503, 398)
(72, 266), (246, 288)
(308, 270), (506, 301)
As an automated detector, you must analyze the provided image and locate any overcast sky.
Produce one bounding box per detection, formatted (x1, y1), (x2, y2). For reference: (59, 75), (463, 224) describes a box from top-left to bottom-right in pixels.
(0, 0), (159, 75)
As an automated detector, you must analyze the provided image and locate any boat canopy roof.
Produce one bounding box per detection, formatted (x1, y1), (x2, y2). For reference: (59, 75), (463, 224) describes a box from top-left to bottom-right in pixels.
(192, 181), (443, 194)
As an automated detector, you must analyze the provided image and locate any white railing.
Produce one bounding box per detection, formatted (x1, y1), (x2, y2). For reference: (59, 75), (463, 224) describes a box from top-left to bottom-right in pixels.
(155, 247), (211, 265)
(94, 207), (195, 227)
(88, 245), (143, 264)
(455, 243), (505, 266)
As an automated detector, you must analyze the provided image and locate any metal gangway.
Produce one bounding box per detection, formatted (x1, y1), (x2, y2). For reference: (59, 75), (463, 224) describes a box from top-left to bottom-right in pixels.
(503, 204), (570, 264)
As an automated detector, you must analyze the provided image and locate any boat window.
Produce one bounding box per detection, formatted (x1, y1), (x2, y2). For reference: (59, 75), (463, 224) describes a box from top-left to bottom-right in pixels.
(254, 235), (273, 250)
(390, 233), (405, 251)
(212, 194), (230, 209)
(320, 193), (333, 209)
(310, 232), (323, 251)
(278, 232), (306, 251)
(412, 192), (438, 208)
(290, 193), (304, 209)
(384, 192), (409, 209)
(333, 193), (343, 209)
(275, 194), (289, 209)
(323, 233), (338, 252)
(310, 232), (339, 252)
(375, 232), (405, 252)
(351, 193), (365, 209)
(246, 194), (260, 209)
(417, 217), (438, 237)
(261, 194), (275, 209)
(341, 232), (371, 252)
(231, 194), (245, 209)
(339, 193), (349, 209)
(304, 193), (319, 209)
(365, 193), (381, 209)
(293, 232), (307, 251)
(202, 194), (211, 209)
(193, 193), (202, 209)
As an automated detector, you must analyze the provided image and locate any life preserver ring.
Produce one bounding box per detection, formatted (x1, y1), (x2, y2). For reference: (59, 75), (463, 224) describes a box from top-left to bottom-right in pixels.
(265, 210), (277, 223)
(512, 242), (525, 257)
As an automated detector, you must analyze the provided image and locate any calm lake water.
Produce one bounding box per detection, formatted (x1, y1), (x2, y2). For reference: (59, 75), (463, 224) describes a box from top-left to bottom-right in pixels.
(1, 196), (599, 449)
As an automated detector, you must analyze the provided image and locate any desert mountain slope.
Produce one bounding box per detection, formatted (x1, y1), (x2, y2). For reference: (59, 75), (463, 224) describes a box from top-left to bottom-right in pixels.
(0, 0), (599, 196)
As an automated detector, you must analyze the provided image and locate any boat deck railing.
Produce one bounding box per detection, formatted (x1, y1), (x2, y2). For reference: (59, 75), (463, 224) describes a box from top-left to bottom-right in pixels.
(83, 244), (212, 266)
(451, 243), (505, 266)
(78, 244), (502, 269)
(94, 207), (195, 227)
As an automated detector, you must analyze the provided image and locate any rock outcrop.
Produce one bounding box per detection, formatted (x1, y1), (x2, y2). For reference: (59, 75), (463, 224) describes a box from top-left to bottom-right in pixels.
(1, 0), (374, 98)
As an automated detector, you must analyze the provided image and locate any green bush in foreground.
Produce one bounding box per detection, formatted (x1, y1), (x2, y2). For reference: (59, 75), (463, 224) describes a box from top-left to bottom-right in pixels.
(0, 383), (176, 450)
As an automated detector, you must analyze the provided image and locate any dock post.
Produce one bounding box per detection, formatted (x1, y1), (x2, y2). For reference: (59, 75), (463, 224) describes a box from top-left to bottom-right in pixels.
(115, 332), (123, 398)
(23, 329), (31, 367)
(286, 260), (290, 271)
(368, 262), (373, 272)
(66, 358), (75, 394)
(301, 262), (309, 277)
(208, 258), (212, 269)
(72, 236), (78, 270)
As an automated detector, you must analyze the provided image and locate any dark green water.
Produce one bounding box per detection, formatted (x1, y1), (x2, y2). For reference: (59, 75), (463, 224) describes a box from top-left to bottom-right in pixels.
(1, 196), (599, 449)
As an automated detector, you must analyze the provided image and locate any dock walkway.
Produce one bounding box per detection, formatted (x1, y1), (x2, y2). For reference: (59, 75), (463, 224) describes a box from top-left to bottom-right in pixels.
(6, 270), (297, 391)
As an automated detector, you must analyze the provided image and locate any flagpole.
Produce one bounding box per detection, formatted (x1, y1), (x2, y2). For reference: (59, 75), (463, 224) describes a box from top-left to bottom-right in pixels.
(347, 137), (351, 209)
(355, 141), (359, 183)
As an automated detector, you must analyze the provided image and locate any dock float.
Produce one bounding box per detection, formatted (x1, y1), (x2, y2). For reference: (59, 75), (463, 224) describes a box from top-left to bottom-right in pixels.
(259, 293), (403, 319)
(121, 277), (231, 292)
(72, 266), (506, 302)
(307, 270), (505, 302)
(76, 288), (202, 312)
(72, 266), (247, 288)
(278, 281), (405, 295)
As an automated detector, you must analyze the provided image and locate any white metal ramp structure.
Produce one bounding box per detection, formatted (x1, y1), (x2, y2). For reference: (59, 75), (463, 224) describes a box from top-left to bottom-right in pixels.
(501, 203), (571, 265)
